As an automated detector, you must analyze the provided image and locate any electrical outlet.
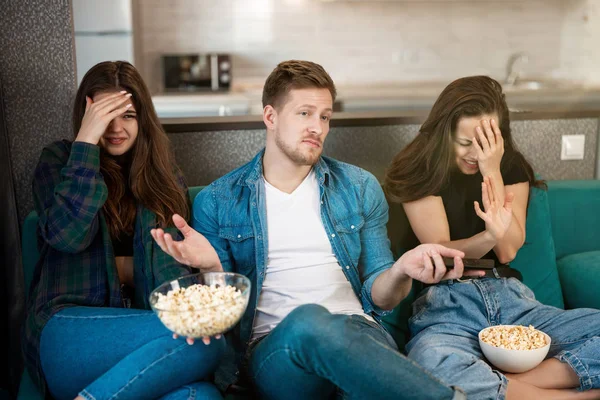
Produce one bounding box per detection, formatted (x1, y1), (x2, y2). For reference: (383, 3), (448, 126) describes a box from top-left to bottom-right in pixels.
(561, 135), (585, 160)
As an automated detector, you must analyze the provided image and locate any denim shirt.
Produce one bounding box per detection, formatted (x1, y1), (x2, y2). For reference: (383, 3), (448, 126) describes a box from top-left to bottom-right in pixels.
(192, 149), (395, 389)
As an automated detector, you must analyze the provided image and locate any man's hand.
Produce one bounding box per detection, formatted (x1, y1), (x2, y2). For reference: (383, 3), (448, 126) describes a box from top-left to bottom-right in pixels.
(151, 214), (223, 272)
(392, 244), (485, 284)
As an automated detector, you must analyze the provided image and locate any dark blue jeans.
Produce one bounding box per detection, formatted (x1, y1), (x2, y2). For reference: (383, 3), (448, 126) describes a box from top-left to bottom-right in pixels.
(40, 307), (225, 400)
(247, 304), (465, 400)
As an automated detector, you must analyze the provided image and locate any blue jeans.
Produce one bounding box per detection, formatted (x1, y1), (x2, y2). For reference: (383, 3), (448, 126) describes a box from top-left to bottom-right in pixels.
(40, 307), (225, 400)
(407, 278), (600, 400)
(247, 304), (465, 400)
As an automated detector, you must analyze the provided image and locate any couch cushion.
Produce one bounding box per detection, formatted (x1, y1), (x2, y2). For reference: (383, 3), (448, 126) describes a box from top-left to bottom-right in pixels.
(511, 186), (564, 309)
(548, 180), (600, 259)
(17, 369), (42, 400)
(188, 186), (205, 204)
(557, 251), (600, 310)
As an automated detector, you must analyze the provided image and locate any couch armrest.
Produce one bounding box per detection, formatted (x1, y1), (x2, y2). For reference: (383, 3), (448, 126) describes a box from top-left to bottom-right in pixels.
(548, 180), (600, 259)
(557, 250), (600, 310)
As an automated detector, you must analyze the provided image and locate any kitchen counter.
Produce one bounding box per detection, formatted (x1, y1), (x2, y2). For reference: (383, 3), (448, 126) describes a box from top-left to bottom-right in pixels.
(161, 105), (600, 133)
(155, 80), (600, 131)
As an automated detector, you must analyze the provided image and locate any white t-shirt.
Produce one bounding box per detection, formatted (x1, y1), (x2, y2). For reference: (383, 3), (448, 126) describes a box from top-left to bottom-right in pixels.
(251, 170), (372, 340)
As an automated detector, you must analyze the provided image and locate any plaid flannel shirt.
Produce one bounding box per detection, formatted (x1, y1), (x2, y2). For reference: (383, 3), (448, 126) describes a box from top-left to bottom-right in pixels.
(23, 140), (190, 394)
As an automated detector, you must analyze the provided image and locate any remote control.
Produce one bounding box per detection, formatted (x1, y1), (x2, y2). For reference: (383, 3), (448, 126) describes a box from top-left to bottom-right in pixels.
(443, 257), (495, 270)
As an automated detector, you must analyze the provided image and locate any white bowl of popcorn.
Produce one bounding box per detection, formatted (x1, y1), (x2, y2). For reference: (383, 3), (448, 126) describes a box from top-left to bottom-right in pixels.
(150, 272), (250, 338)
(479, 325), (551, 373)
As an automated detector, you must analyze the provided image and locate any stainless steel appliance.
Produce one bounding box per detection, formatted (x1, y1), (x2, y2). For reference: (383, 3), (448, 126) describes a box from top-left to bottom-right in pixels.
(162, 54), (232, 92)
(72, 0), (134, 85)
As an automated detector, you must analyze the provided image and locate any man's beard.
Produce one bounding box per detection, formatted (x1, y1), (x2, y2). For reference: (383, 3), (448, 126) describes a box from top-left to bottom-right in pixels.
(275, 132), (321, 166)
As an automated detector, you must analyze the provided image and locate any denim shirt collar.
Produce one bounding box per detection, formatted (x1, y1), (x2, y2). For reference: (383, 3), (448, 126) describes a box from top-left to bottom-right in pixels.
(239, 148), (331, 188)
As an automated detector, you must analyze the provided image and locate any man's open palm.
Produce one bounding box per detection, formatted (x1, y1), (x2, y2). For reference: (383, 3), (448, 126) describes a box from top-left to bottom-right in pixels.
(151, 214), (222, 272)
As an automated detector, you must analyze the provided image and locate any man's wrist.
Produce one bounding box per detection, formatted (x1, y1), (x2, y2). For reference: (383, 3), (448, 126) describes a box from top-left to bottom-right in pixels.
(390, 258), (411, 282)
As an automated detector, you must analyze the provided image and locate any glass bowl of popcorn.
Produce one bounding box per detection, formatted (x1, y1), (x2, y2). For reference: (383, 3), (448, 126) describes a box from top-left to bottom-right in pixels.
(479, 325), (551, 373)
(150, 272), (251, 338)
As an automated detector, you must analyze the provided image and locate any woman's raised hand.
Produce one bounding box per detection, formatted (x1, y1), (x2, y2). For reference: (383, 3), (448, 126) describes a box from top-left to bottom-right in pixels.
(75, 91), (133, 145)
(474, 176), (514, 241)
(473, 118), (504, 177)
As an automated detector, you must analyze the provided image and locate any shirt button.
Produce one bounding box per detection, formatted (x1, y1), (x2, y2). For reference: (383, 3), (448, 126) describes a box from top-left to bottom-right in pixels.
(257, 235), (262, 240)
(346, 266), (350, 270)
(237, 234), (241, 238)
(321, 201), (324, 205)
(331, 234), (335, 238)
(351, 225), (355, 229)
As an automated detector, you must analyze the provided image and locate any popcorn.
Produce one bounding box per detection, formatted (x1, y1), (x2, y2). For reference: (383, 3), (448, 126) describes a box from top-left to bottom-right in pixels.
(154, 284), (246, 338)
(480, 325), (548, 350)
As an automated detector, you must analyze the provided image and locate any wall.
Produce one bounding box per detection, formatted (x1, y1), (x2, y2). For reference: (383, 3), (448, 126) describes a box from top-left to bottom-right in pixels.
(558, 0), (600, 85)
(0, 1), (77, 223)
(170, 118), (599, 187)
(0, 1), (77, 394)
(134, 0), (594, 93)
(557, 0), (600, 178)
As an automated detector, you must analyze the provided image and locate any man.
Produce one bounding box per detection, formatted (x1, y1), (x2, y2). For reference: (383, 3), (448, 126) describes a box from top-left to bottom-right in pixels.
(152, 60), (480, 399)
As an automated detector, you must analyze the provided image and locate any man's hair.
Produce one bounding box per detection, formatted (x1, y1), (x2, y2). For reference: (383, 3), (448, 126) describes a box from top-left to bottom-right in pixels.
(262, 60), (337, 110)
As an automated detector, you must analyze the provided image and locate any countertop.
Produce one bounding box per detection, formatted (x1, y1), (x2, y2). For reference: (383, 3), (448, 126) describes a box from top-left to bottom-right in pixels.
(154, 80), (600, 132)
(161, 106), (600, 133)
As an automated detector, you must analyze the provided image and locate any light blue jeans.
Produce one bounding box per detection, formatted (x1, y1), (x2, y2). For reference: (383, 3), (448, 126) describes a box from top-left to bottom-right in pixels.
(40, 307), (225, 400)
(407, 278), (600, 400)
(247, 304), (466, 400)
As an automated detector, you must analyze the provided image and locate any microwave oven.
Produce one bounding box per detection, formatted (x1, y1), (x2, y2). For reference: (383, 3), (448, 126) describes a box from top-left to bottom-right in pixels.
(162, 54), (231, 92)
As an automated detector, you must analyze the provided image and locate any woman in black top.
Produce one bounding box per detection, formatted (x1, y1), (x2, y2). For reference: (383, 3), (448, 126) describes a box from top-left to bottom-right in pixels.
(385, 76), (600, 400)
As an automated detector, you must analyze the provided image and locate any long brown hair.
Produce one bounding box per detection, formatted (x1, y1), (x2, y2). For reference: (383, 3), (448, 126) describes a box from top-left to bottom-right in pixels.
(384, 75), (544, 204)
(73, 61), (189, 238)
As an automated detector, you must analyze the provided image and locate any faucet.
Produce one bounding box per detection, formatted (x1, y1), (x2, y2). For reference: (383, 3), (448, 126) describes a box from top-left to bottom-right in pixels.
(505, 52), (529, 85)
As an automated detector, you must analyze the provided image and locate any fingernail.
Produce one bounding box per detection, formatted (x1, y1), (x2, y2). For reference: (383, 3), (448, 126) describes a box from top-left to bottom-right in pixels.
(126, 93), (132, 97)
(120, 90), (127, 94)
(126, 104), (132, 108)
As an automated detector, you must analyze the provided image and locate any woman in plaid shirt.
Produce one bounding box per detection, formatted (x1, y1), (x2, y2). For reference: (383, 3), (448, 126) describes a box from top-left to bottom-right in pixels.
(23, 61), (225, 400)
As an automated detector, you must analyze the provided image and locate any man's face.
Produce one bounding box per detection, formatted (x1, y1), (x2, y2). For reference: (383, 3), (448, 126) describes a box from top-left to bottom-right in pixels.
(268, 88), (333, 166)
(94, 90), (138, 156)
